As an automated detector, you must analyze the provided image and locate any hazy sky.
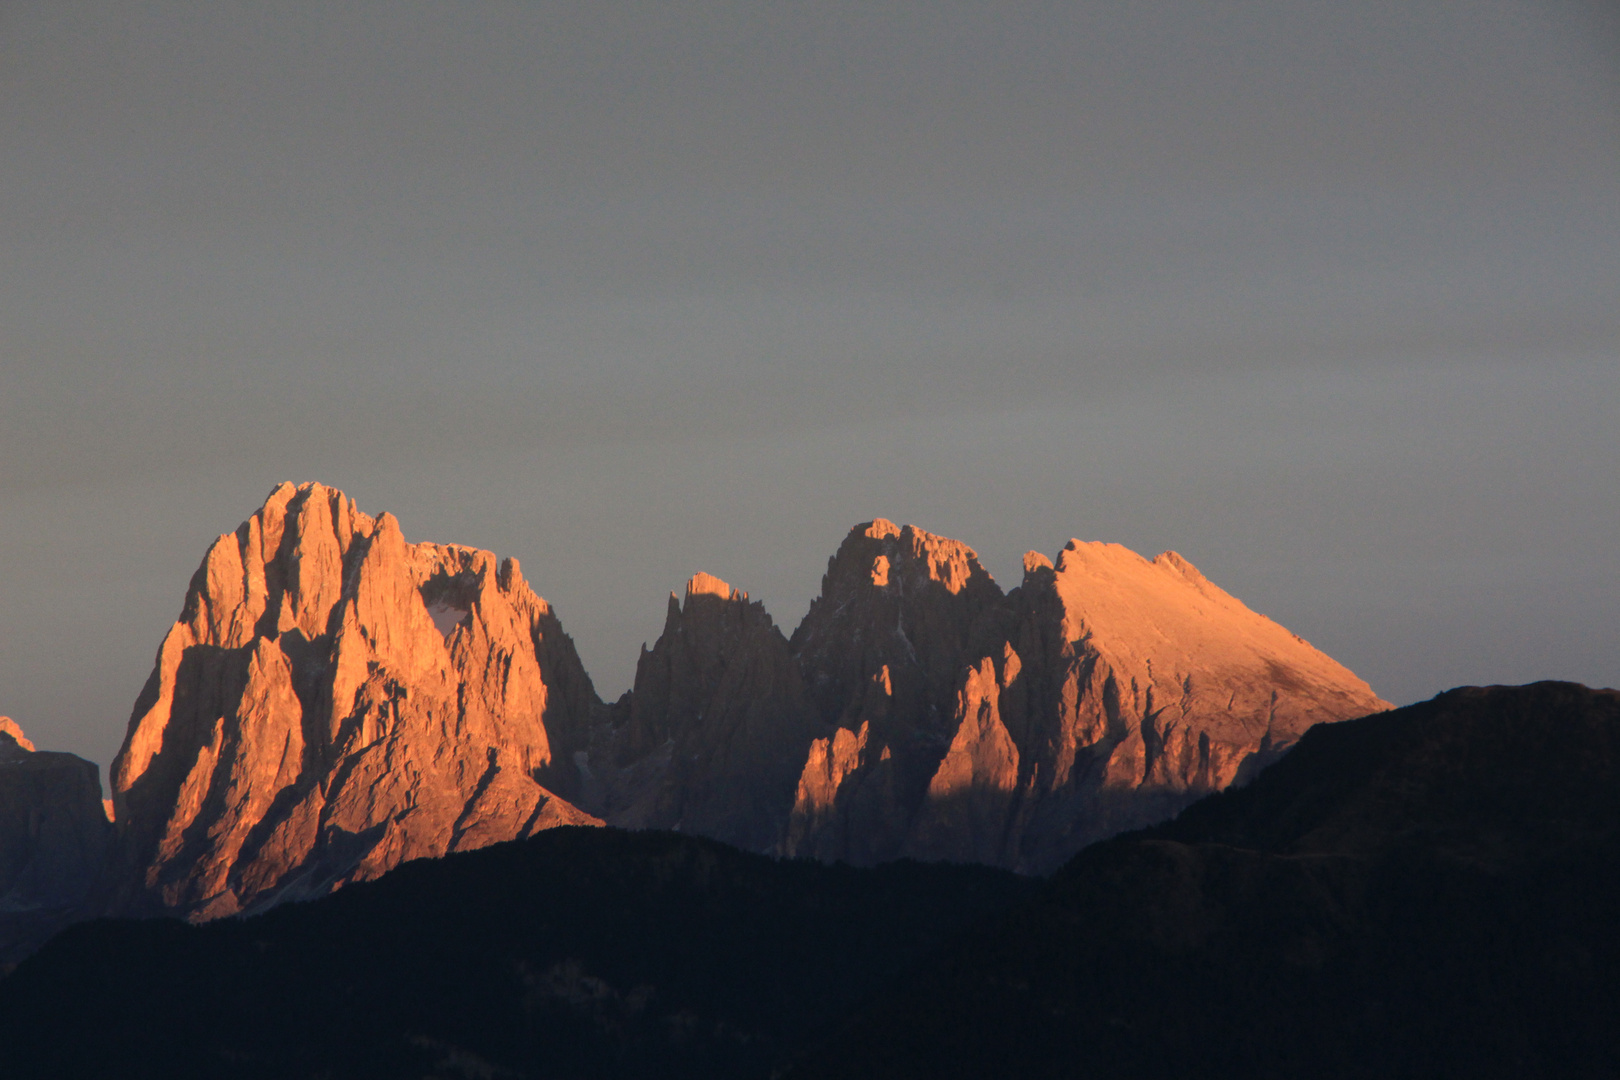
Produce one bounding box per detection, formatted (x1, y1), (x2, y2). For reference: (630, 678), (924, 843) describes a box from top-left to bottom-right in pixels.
(2, 1), (1617, 768)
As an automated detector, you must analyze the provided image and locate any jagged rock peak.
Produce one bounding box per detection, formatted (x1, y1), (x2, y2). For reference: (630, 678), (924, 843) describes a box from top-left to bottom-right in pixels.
(836, 519), (993, 596)
(776, 527), (1390, 872)
(0, 717), (35, 754)
(776, 521), (1011, 864)
(1021, 550), (1054, 578)
(603, 568), (819, 852)
(94, 490), (1398, 905)
(791, 521), (1007, 723)
(685, 571), (739, 600)
(110, 481), (600, 921)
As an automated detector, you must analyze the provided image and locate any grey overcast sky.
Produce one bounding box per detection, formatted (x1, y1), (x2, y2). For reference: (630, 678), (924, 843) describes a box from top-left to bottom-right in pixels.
(2, 1), (1617, 768)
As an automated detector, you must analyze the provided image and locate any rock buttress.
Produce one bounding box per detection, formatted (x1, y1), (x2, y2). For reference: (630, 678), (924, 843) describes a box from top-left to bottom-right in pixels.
(109, 482), (601, 919)
(780, 520), (1009, 863)
(595, 573), (822, 852)
(905, 542), (1391, 872)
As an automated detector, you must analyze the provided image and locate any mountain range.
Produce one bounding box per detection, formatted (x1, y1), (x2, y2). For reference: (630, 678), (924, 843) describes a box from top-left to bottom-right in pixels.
(2, 482), (1613, 1076)
(4, 480), (1385, 933)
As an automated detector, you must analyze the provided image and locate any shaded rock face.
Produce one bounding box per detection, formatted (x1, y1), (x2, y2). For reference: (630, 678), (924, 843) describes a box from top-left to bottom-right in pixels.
(109, 482), (601, 920)
(0, 718), (112, 963)
(595, 574), (821, 852)
(604, 521), (1387, 873)
(781, 520), (1009, 864)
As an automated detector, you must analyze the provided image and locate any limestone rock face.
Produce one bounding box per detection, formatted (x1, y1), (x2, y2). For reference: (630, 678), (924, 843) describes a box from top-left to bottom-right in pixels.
(109, 482), (601, 919)
(614, 522), (1387, 873)
(0, 718), (113, 962)
(904, 542), (1391, 872)
(779, 520), (1008, 864)
(103, 493), (1390, 907)
(597, 574), (821, 852)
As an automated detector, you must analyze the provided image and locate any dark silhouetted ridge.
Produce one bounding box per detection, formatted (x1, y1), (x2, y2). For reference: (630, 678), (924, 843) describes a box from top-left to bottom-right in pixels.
(0, 826), (1031, 1080)
(787, 681), (1620, 1080)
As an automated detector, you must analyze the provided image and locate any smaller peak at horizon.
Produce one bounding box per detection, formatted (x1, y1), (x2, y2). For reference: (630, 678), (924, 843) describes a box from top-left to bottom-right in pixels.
(853, 518), (981, 558)
(0, 716), (35, 753)
(686, 572), (739, 600)
(264, 479), (330, 501)
(862, 519), (901, 540)
(1022, 551), (1054, 576)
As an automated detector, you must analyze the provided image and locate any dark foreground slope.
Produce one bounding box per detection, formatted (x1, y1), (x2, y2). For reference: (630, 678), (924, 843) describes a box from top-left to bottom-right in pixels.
(0, 828), (1031, 1080)
(791, 681), (1620, 1079)
(6, 683), (1613, 1080)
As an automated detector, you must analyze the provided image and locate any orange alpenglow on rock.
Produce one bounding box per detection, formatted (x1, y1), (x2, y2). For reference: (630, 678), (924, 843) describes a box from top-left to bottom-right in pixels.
(777, 520), (1010, 864)
(109, 482), (602, 920)
(898, 540), (1389, 871)
(585, 518), (1386, 874)
(106, 491), (1390, 915)
(0, 717), (37, 753)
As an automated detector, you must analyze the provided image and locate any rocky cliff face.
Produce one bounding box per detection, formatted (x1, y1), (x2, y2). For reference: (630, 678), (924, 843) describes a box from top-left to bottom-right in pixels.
(109, 482), (601, 919)
(597, 574), (821, 852)
(608, 521), (1387, 873)
(780, 520), (1008, 864)
(0, 718), (112, 963)
(100, 490), (1387, 922)
(901, 541), (1390, 872)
